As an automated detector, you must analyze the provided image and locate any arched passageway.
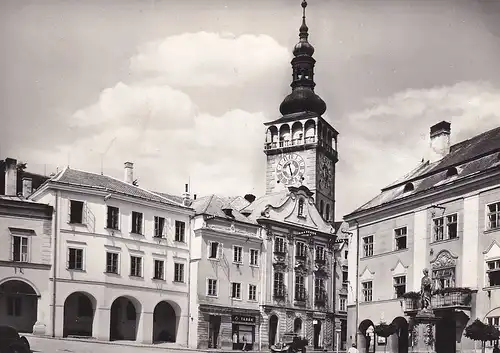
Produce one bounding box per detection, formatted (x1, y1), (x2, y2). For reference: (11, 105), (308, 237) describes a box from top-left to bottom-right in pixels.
(359, 319), (375, 353)
(110, 296), (140, 341)
(269, 315), (278, 346)
(153, 301), (178, 343)
(0, 280), (38, 333)
(63, 292), (95, 337)
(392, 317), (409, 353)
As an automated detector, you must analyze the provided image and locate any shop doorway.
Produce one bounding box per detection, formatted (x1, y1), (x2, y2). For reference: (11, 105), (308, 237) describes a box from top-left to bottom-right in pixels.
(269, 315), (278, 346)
(313, 320), (322, 349)
(209, 315), (221, 348)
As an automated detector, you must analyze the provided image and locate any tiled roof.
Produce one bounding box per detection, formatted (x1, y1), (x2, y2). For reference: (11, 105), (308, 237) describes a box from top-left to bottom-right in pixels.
(49, 167), (190, 209)
(348, 125), (500, 216)
(241, 191), (290, 221)
(192, 194), (256, 225)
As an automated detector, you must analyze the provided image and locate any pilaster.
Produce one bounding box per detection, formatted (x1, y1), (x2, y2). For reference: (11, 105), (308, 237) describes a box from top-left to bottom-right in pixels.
(94, 307), (111, 341)
(413, 210), (427, 291)
(462, 195), (479, 288)
(137, 311), (153, 344)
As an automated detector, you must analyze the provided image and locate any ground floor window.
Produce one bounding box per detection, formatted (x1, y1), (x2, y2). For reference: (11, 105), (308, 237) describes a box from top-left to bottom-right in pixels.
(232, 315), (256, 351)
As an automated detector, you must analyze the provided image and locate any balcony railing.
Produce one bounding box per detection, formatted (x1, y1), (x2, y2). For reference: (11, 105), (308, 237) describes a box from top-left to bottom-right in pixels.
(315, 258), (326, 266)
(295, 289), (307, 303)
(274, 286), (287, 300)
(274, 248), (286, 256)
(295, 254), (307, 262)
(402, 287), (474, 314)
(315, 291), (327, 306)
(264, 136), (318, 150)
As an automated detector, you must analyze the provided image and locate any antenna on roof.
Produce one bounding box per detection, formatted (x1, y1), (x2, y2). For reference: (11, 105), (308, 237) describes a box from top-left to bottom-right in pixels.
(100, 137), (117, 176)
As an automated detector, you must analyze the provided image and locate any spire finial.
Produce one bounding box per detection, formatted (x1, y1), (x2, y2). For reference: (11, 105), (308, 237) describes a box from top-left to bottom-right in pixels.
(299, 0), (309, 38)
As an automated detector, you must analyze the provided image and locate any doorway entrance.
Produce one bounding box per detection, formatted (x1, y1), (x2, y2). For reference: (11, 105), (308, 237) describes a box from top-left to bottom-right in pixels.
(313, 320), (322, 349)
(209, 315), (221, 348)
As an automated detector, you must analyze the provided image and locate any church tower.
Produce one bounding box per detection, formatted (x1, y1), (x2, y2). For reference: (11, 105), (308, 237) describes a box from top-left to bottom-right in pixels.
(264, 0), (339, 222)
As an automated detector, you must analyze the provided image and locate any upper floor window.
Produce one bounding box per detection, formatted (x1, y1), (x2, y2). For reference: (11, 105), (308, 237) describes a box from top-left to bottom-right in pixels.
(320, 200), (324, 216)
(231, 282), (241, 299)
(325, 204), (331, 222)
(394, 227), (407, 250)
(68, 248), (84, 270)
(106, 206), (119, 230)
(154, 216), (165, 238)
(130, 256), (142, 277)
(274, 237), (286, 254)
(344, 250), (348, 260)
(249, 284), (257, 301)
(339, 295), (347, 312)
(487, 259), (500, 287)
(296, 241), (307, 259)
(208, 241), (220, 259)
(488, 202), (500, 231)
(175, 221), (186, 242)
(274, 272), (285, 297)
(433, 214), (458, 241)
(363, 235), (373, 257)
(298, 199), (305, 217)
(233, 246), (243, 263)
(207, 279), (218, 297)
(315, 245), (325, 262)
(12, 235), (28, 262)
(69, 200), (84, 224)
(362, 281), (373, 302)
(106, 252), (119, 274)
(295, 275), (306, 300)
(174, 263), (184, 282)
(393, 275), (406, 298)
(314, 278), (326, 302)
(432, 267), (455, 289)
(250, 249), (259, 266)
(342, 270), (348, 289)
(131, 211), (143, 234)
(154, 259), (164, 280)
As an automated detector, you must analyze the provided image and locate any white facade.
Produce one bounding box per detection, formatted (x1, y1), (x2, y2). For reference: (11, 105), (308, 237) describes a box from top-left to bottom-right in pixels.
(30, 169), (194, 345)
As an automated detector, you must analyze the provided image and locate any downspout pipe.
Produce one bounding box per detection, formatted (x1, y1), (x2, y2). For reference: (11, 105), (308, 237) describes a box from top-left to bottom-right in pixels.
(51, 191), (60, 337)
(332, 250), (338, 352)
(354, 219), (360, 347)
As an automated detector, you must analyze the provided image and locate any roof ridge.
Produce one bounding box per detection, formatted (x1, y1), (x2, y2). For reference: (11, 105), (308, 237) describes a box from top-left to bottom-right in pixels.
(202, 194), (216, 214)
(53, 166), (70, 182)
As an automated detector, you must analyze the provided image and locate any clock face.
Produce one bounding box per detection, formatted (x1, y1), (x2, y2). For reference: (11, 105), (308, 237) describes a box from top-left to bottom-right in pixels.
(319, 155), (333, 192)
(276, 153), (306, 186)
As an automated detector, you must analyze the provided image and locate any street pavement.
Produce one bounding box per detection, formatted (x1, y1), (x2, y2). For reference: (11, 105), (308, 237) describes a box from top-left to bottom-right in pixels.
(27, 336), (202, 353)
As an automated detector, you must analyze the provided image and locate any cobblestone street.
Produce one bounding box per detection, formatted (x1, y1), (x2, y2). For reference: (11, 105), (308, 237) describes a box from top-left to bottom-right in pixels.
(27, 336), (200, 353)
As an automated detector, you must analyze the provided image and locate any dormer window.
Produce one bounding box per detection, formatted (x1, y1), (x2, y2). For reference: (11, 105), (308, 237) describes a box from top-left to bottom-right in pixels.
(446, 167), (458, 178)
(403, 183), (414, 193)
(298, 199), (305, 217)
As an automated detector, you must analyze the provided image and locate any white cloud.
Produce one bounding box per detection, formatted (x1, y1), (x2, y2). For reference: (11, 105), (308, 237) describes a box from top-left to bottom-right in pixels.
(337, 81), (500, 216)
(129, 32), (291, 87)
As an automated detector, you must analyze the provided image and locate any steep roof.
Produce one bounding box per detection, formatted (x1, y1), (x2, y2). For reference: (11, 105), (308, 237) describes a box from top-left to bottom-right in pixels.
(41, 167), (190, 210)
(191, 194), (256, 225)
(347, 125), (500, 216)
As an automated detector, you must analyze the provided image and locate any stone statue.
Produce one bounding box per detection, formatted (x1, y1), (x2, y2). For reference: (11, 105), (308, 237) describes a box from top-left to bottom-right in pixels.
(420, 268), (433, 310)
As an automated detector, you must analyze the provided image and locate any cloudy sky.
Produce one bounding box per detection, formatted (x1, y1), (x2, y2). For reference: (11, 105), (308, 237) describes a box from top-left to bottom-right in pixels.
(1, 0), (500, 218)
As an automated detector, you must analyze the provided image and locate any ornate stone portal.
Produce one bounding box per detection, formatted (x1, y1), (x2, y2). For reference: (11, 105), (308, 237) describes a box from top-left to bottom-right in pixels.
(411, 268), (439, 353)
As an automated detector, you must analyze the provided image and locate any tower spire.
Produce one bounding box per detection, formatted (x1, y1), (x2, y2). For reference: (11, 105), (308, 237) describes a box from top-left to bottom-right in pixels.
(279, 0), (326, 117)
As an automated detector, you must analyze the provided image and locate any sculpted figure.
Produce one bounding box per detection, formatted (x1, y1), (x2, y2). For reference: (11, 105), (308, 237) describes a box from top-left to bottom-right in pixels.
(420, 268), (433, 309)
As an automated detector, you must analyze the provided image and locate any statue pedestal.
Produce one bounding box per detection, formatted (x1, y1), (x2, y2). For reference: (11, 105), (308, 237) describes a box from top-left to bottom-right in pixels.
(411, 309), (439, 353)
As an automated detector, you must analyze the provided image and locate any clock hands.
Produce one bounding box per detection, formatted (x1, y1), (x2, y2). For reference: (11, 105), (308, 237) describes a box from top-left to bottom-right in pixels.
(288, 163), (294, 177)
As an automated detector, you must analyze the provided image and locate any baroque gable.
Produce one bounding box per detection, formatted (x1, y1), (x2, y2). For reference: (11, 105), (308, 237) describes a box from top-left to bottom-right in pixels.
(430, 249), (458, 269)
(360, 267), (375, 281)
(391, 260), (408, 276)
(259, 185), (335, 236)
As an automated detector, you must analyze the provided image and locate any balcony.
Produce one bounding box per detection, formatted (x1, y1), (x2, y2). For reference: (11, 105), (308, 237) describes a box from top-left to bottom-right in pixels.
(315, 257), (326, 266)
(402, 287), (474, 315)
(295, 254), (307, 262)
(264, 137), (338, 161)
(274, 286), (287, 300)
(315, 291), (327, 307)
(294, 289), (307, 306)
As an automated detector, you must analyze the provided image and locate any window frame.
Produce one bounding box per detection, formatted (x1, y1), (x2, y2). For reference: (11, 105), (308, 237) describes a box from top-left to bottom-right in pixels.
(274, 271), (285, 297)
(274, 236), (286, 254)
(249, 248), (259, 266)
(339, 295), (347, 312)
(233, 245), (243, 264)
(174, 220), (186, 243)
(208, 241), (221, 260)
(68, 199), (85, 224)
(362, 235), (374, 257)
(362, 281), (373, 302)
(131, 211), (144, 235)
(106, 205), (120, 230)
(11, 235), (29, 263)
(248, 284), (257, 301)
(432, 213), (459, 242)
(130, 255), (143, 278)
(231, 282), (242, 300)
(174, 262), (185, 283)
(67, 247), (85, 271)
(487, 201), (500, 231)
(154, 216), (166, 238)
(105, 251), (120, 274)
(153, 259), (165, 280)
(393, 275), (406, 298)
(394, 226), (408, 251)
(207, 278), (218, 297)
(486, 258), (500, 287)
(295, 241), (307, 259)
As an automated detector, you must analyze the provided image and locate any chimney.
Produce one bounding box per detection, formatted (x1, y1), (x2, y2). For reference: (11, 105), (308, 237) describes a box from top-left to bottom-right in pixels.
(182, 183), (191, 206)
(4, 158), (17, 196)
(124, 162), (133, 184)
(194, 194), (197, 200)
(428, 121), (451, 163)
(22, 177), (33, 198)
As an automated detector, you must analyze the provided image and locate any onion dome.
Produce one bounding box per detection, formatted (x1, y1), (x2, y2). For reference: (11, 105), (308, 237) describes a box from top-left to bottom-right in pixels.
(279, 0), (327, 117)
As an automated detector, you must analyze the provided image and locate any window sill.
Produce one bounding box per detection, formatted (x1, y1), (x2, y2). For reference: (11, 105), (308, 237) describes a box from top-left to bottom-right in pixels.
(152, 277), (165, 282)
(231, 297), (242, 301)
(250, 264), (259, 268)
(484, 286), (500, 291)
(105, 227), (120, 233)
(153, 236), (166, 240)
(173, 280), (186, 284)
(208, 258), (220, 261)
(233, 262), (243, 266)
(130, 232), (144, 237)
(104, 271), (120, 276)
(68, 222), (86, 226)
(361, 248), (409, 260)
(207, 294), (218, 298)
(129, 275), (144, 280)
(484, 228), (500, 235)
(431, 237), (459, 244)
(67, 268), (85, 272)
(248, 299), (258, 303)
(297, 215), (307, 220)
(174, 240), (187, 244)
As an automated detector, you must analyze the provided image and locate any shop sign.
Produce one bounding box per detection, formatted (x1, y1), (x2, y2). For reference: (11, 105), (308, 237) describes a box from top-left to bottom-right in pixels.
(232, 315), (256, 324)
